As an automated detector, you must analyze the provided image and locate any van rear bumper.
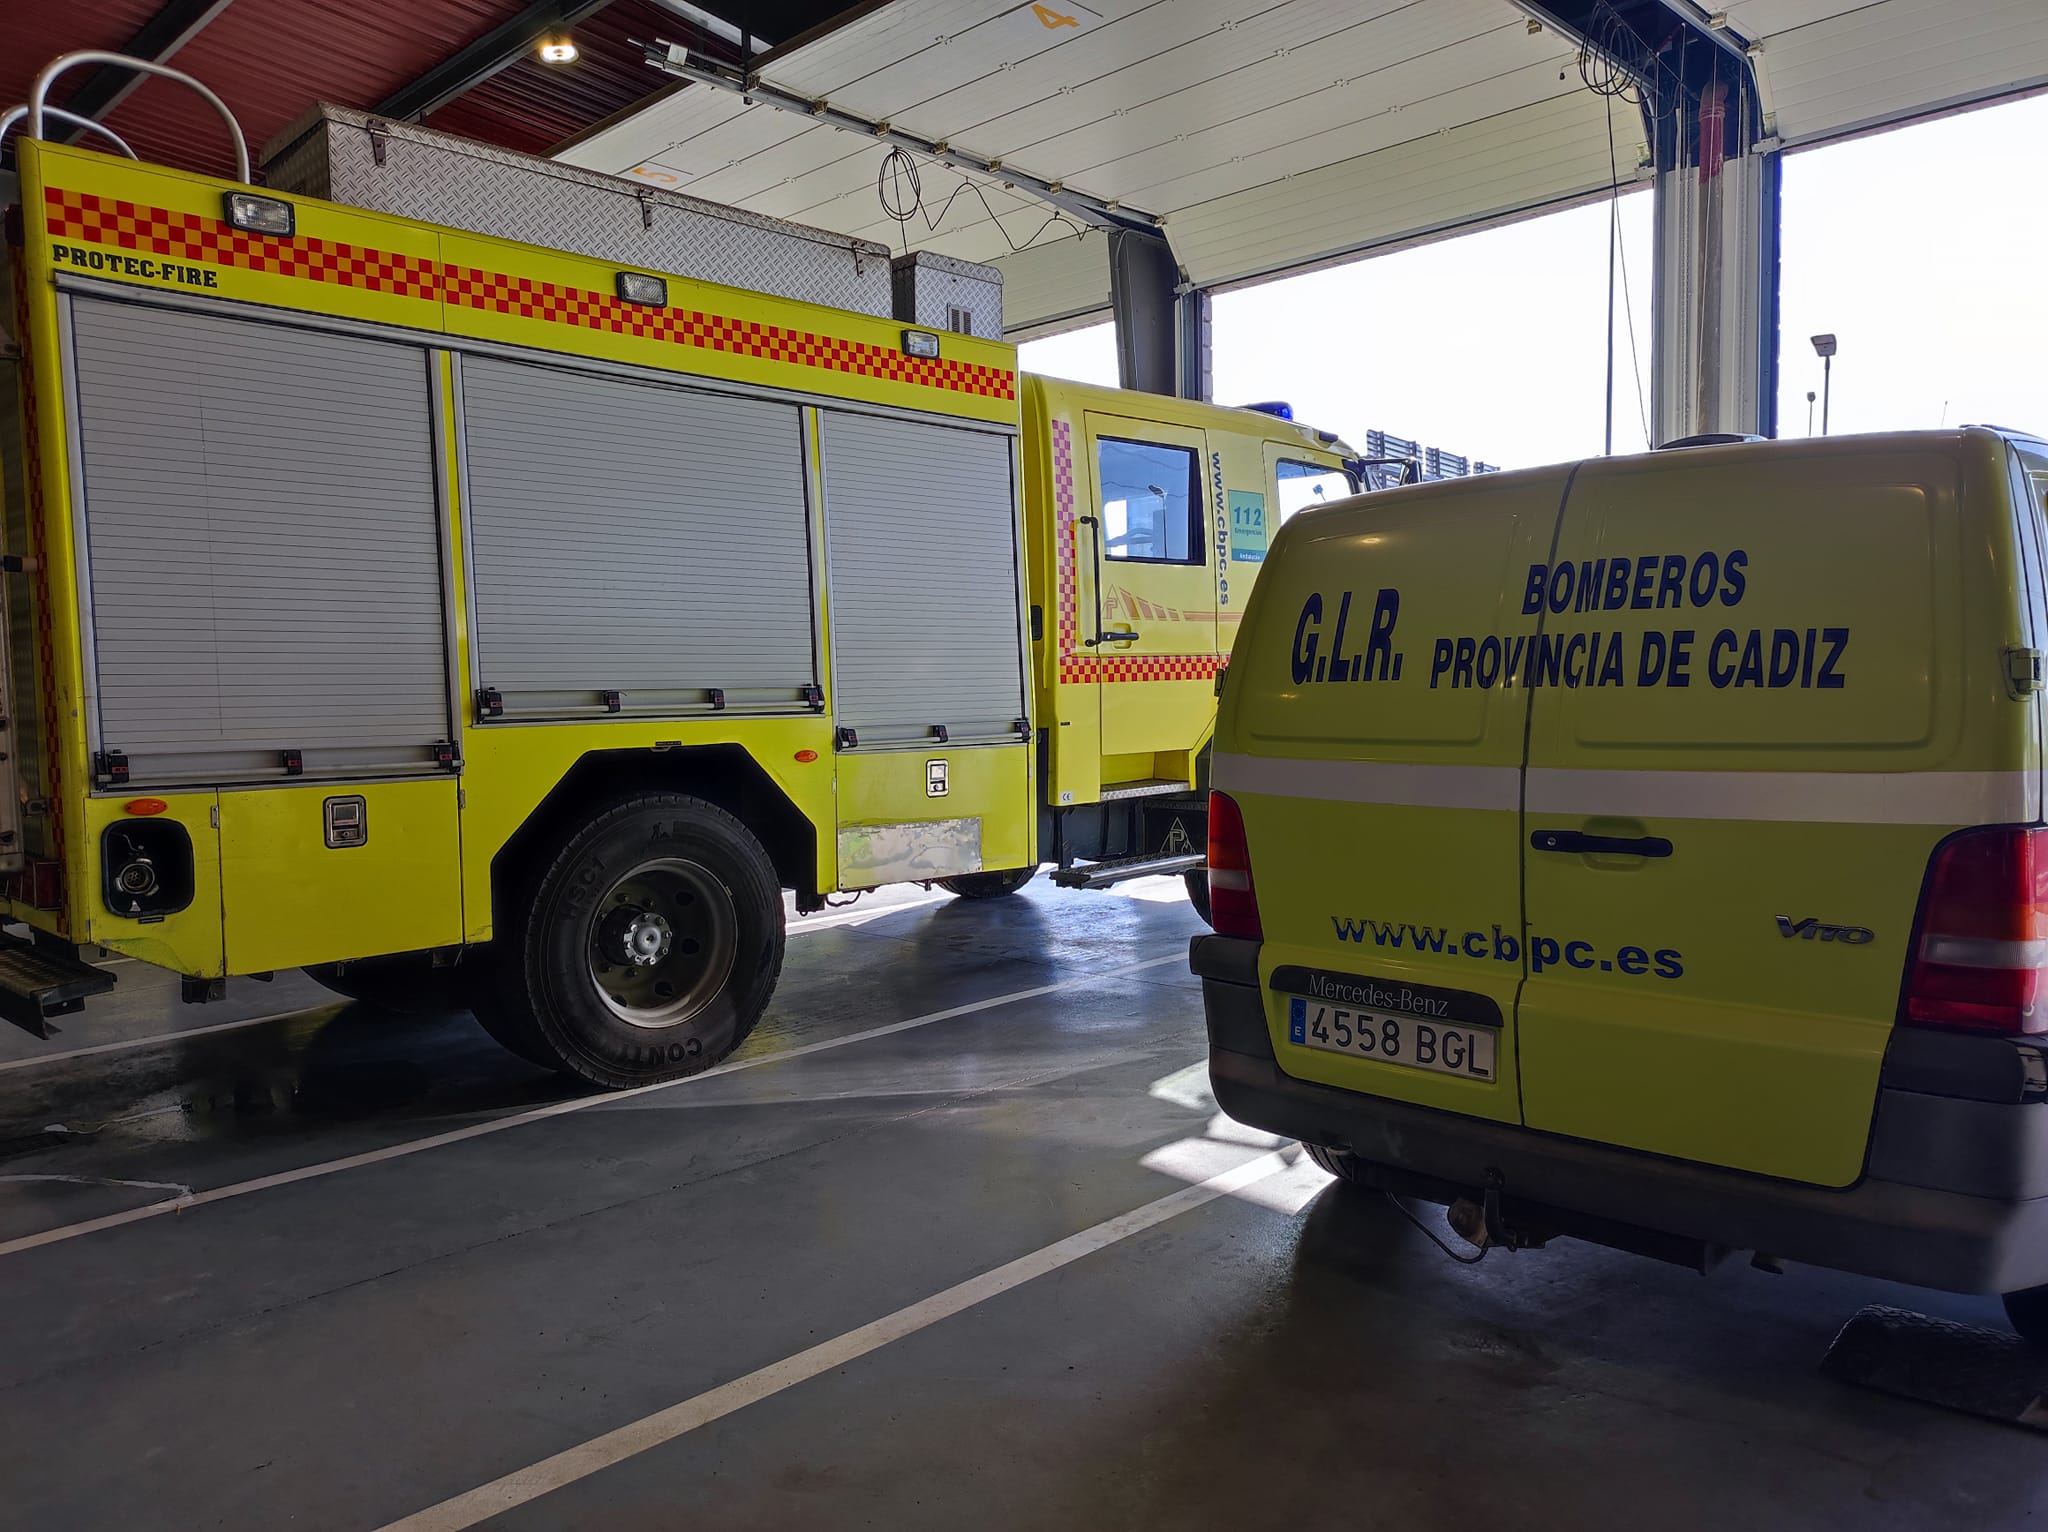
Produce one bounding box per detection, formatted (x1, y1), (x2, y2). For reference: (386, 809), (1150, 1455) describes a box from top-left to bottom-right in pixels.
(1193, 935), (2048, 1296)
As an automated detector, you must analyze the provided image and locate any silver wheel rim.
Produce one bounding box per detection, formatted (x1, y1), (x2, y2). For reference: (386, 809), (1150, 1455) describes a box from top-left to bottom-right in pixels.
(586, 856), (739, 1029)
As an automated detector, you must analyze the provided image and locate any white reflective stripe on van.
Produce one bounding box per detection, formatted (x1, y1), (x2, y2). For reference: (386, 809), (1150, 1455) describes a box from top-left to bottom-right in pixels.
(1526, 768), (2038, 826)
(1214, 753), (2039, 827)
(1211, 755), (1519, 812)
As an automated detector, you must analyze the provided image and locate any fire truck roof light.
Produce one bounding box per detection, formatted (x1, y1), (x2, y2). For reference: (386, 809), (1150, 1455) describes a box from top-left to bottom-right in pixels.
(223, 191), (293, 238)
(616, 271), (668, 307)
(901, 329), (941, 359)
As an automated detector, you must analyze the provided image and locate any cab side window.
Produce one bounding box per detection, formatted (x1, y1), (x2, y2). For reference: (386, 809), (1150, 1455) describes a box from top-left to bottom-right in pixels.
(1275, 458), (1358, 523)
(1098, 438), (1201, 563)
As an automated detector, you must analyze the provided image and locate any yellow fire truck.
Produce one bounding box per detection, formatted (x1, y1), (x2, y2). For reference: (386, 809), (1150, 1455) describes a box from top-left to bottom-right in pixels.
(0, 56), (1359, 1085)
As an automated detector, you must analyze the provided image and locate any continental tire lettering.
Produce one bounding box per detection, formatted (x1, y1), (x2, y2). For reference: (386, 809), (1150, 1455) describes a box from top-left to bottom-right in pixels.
(614, 1036), (706, 1066)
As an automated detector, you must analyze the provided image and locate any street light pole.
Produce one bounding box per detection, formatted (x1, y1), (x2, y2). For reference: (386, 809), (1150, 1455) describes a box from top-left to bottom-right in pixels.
(1811, 334), (1838, 435)
(1806, 391), (1816, 436)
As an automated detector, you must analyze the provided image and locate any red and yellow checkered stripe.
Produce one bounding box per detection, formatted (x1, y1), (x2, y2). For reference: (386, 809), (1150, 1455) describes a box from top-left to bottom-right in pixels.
(44, 188), (1015, 403)
(1051, 418), (1222, 686)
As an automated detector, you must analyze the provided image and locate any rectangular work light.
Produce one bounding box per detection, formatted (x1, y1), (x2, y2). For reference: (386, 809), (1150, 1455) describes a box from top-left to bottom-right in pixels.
(616, 271), (669, 307)
(901, 329), (941, 359)
(222, 191), (294, 238)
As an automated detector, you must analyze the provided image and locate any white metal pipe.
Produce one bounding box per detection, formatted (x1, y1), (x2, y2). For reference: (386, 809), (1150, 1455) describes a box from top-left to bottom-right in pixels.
(0, 104), (139, 160)
(26, 51), (248, 182)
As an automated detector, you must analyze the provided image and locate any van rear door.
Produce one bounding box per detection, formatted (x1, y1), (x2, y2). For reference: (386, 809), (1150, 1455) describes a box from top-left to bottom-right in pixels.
(1517, 441), (2012, 1187)
(1219, 470), (1565, 1126)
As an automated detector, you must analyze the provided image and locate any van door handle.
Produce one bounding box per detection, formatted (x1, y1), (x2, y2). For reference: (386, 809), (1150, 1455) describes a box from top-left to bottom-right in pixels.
(1530, 829), (1673, 858)
(1096, 628), (1140, 645)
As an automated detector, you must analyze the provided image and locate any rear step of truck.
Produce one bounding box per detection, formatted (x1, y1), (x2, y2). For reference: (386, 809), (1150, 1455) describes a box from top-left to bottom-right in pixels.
(0, 931), (117, 1039)
(1052, 851), (1204, 890)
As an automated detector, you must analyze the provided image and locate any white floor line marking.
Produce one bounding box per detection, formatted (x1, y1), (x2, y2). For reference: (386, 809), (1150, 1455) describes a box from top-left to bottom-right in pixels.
(377, 1147), (1293, 1532)
(0, 1005), (336, 1075)
(0, 1171), (196, 1196)
(0, 954), (1182, 1261)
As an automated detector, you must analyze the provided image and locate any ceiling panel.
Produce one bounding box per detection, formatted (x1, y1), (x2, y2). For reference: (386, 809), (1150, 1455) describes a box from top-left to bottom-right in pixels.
(777, 29), (1568, 254)
(990, 228), (1110, 331)
(561, 0), (2048, 332)
(1171, 88), (1643, 286)
(1761, 0), (2048, 143)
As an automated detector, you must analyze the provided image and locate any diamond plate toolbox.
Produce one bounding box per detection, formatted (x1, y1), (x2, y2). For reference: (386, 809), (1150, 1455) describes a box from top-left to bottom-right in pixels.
(262, 105), (895, 317)
(890, 251), (1004, 339)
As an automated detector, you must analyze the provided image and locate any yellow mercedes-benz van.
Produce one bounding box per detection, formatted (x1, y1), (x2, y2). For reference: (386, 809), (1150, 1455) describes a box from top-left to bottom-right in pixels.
(1191, 427), (2048, 1336)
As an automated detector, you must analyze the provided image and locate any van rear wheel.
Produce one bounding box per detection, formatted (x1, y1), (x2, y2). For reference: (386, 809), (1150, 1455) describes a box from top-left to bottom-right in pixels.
(1305, 1144), (1370, 1184)
(495, 793), (784, 1089)
(2003, 1285), (2048, 1346)
(938, 865), (1038, 899)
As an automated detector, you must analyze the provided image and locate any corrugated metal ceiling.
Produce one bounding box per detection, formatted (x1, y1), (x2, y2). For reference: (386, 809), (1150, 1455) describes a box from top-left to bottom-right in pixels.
(559, 0), (2048, 329)
(0, 0), (829, 176)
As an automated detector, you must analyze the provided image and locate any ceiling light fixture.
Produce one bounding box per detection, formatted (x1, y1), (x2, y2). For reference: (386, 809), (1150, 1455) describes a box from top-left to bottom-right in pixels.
(539, 37), (579, 63)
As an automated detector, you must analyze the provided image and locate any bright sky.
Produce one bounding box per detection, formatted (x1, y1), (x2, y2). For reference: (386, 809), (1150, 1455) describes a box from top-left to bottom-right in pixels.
(1020, 92), (2048, 471)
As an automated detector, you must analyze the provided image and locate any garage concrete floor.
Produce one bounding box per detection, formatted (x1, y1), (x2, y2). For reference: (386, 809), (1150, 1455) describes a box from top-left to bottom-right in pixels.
(1, 877), (2044, 1531)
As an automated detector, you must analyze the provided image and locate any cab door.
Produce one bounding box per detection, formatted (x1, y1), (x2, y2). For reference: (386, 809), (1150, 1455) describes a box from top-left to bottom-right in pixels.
(1517, 445), (1979, 1187)
(1081, 415), (1217, 763)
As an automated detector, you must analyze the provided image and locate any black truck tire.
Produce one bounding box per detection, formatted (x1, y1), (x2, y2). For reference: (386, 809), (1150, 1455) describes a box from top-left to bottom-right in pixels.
(490, 792), (784, 1089)
(2004, 1285), (2048, 1346)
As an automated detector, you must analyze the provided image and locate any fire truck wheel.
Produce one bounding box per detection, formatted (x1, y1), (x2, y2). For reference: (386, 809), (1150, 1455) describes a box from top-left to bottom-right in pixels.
(516, 793), (784, 1089)
(936, 865), (1039, 898)
(1183, 868), (1213, 927)
(465, 953), (555, 1070)
(2004, 1285), (2048, 1346)
(303, 953), (470, 1015)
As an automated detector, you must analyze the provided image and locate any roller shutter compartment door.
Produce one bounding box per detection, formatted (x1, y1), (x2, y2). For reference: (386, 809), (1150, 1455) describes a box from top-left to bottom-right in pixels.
(822, 413), (1025, 745)
(460, 357), (816, 716)
(69, 299), (452, 786)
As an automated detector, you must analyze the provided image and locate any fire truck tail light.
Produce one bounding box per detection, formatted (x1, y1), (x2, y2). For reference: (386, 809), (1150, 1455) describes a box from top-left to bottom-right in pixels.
(616, 272), (668, 307)
(223, 192), (294, 238)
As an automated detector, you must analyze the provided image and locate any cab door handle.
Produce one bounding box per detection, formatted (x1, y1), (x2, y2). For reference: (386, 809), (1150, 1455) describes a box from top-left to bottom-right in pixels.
(1092, 628), (1140, 646)
(1531, 830), (1673, 858)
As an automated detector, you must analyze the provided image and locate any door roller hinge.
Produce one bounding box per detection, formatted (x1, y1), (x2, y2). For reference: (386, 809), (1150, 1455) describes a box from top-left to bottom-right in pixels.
(2006, 646), (2044, 697)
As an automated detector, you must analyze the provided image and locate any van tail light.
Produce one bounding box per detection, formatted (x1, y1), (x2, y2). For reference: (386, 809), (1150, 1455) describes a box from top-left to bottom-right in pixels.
(1206, 790), (1262, 940)
(1903, 826), (2048, 1034)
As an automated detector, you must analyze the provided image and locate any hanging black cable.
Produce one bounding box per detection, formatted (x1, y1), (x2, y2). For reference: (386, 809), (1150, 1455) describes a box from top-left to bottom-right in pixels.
(874, 143), (1087, 256)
